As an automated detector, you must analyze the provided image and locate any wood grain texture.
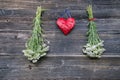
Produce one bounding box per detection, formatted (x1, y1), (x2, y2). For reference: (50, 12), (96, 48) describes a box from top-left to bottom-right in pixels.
(0, 0), (120, 80)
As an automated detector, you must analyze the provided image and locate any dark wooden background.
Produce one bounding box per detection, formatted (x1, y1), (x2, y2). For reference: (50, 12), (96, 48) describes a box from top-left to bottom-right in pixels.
(0, 0), (120, 80)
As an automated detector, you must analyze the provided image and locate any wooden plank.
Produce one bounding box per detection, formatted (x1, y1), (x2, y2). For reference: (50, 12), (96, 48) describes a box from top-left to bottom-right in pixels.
(0, 56), (120, 80)
(0, 19), (120, 30)
(0, 40), (119, 55)
(0, 8), (120, 20)
(0, 0), (120, 9)
(0, 29), (119, 42)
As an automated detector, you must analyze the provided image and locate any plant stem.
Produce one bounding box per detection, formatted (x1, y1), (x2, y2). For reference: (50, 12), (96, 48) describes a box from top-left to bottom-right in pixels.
(82, 5), (105, 58)
(23, 6), (49, 63)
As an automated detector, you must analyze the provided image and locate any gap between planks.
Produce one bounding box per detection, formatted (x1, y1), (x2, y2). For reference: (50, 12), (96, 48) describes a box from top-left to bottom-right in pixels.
(0, 53), (120, 58)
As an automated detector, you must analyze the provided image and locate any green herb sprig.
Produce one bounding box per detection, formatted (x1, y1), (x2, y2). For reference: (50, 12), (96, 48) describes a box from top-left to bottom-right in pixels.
(82, 5), (105, 58)
(22, 6), (49, 63)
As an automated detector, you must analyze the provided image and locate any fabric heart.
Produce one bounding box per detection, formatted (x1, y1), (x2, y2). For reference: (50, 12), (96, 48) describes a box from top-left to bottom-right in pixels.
(56, 18), (75, 35)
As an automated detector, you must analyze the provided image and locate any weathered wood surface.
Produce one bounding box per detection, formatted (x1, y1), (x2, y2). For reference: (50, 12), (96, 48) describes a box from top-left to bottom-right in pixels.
(0, 0), (120, 80)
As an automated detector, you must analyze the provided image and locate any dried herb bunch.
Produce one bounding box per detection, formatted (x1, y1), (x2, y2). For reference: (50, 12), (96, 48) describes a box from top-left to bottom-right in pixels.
(22, 6), (49, 63)
(82, 5), (105, 58)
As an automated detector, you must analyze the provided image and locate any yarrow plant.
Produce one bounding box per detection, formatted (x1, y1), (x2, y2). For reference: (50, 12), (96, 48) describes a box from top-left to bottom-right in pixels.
(22, 6), (49, 63)
(82, 5), (105, 58)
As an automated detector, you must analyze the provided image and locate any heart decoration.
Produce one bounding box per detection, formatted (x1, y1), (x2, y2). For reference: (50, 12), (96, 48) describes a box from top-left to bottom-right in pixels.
(56, 9), (75, 35)
(57, 17), (75, 35)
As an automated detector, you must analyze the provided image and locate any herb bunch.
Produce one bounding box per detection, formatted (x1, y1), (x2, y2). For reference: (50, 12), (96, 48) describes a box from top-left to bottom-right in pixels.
(82, 5), (105, 58)
(22, 6), (49, 63)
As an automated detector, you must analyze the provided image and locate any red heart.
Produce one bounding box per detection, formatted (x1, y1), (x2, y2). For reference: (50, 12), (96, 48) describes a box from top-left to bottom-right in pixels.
(56, 18), (75, 35)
